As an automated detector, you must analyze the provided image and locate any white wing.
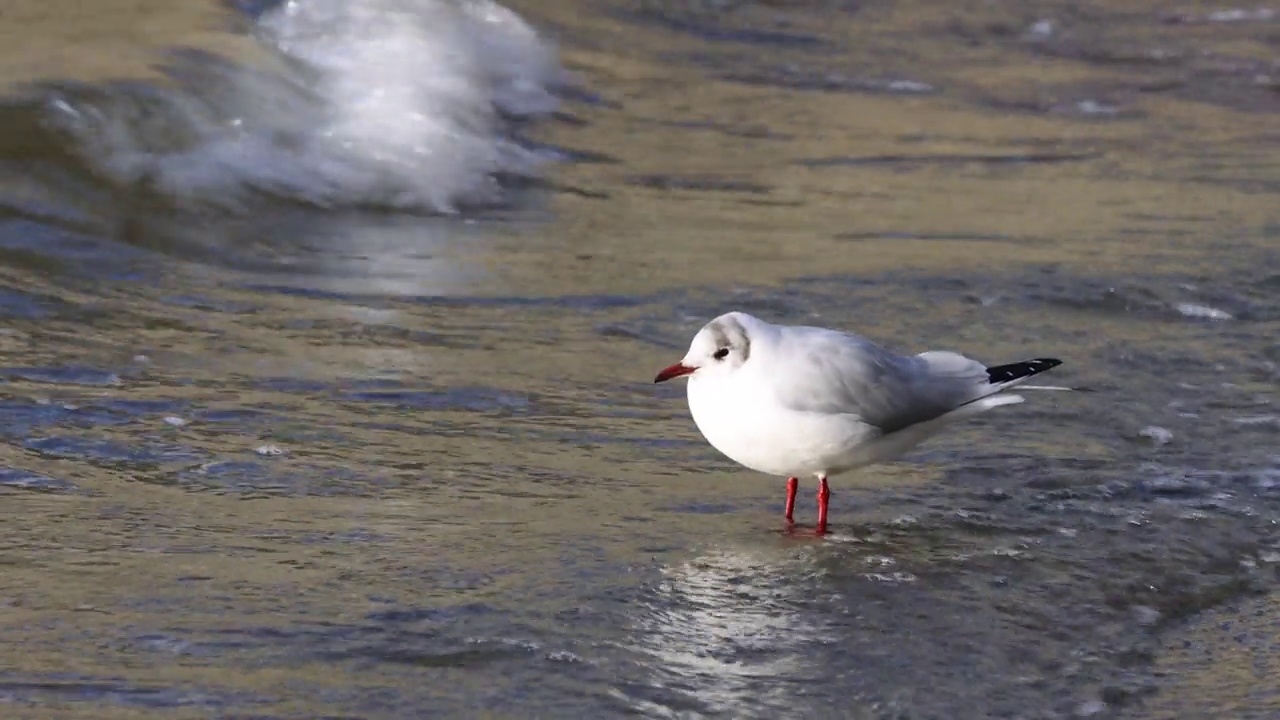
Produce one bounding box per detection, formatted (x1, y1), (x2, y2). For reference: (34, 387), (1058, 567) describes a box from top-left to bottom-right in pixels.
(768, 325), (993, 434)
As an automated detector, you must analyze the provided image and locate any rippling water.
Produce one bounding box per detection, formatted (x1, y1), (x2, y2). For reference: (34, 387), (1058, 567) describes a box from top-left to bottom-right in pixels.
(1, 0), (1278, 717)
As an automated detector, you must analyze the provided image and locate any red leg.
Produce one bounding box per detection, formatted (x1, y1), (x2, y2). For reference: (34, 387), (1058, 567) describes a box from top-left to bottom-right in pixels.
(784, 477), (798, 523)
(815, 476), (830, 534)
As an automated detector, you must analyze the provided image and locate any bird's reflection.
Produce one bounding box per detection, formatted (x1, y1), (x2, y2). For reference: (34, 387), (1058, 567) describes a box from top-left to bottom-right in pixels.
(625, 547), (828, 717)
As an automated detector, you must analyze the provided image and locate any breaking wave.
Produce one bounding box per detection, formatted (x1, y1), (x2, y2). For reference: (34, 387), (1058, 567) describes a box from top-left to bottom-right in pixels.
(9, 0), (568, 213)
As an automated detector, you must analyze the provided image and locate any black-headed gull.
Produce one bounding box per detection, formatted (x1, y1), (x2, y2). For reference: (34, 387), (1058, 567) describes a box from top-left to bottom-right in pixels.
(654, 311), (1062, 534)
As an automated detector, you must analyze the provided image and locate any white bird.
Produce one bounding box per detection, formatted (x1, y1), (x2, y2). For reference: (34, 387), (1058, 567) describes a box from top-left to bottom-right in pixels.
(653, 311), (1063, 534)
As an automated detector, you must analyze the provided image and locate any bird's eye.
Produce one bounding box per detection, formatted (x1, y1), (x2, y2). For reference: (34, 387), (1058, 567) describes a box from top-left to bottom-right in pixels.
(713, 348), (729, 360)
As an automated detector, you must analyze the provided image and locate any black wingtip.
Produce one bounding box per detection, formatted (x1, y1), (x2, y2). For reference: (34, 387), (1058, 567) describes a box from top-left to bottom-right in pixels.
(986, 357), (1062, 384)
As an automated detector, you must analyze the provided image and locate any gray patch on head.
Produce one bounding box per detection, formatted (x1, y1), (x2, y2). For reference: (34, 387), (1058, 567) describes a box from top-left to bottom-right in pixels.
(709, 315), (751, 362)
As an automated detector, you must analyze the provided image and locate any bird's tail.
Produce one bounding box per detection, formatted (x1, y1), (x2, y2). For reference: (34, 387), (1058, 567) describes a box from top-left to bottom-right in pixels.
(914, 357), (1067, 426)
(985, 357), (1094, 393)
(985, 358), (1063, 388)
(955, 357), (1068, 411)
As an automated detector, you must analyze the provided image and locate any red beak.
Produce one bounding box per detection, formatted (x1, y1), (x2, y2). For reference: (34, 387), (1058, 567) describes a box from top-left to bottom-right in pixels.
(653, 363), (696, 383)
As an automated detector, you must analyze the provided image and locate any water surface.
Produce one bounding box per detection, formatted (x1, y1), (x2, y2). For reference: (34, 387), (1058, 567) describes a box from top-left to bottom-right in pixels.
(1, 0), (1278, 717)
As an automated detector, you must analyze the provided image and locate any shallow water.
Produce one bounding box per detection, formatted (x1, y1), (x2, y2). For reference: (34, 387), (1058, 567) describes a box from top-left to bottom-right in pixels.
(0, 0), (1278, 717)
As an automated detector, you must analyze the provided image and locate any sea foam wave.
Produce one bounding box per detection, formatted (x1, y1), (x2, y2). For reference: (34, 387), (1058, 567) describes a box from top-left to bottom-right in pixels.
(38, 0), (567, 213)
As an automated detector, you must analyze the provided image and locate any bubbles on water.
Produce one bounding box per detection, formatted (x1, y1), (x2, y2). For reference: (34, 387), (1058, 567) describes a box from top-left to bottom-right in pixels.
(1075, 699), (1107, 717)
(1, 366), (121, 387)
(1130, 605), (1162, 627)
(1231, 415), (1280, 430)
(24, 435), (207, 467)
(1025, 19), (1056, 39)
(1137, 426), (1174, 446)
(1174, 302), (1233, 321)
(1069, 99), (1122, 117)
(1202, 8), (1277, 23)
(862, 571), (918, 583)
(0, 673), (258, 709)
(0, 468), (78, 493)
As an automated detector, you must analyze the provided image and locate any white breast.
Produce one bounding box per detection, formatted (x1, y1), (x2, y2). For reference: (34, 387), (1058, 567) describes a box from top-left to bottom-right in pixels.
(685, 371), (882, 478)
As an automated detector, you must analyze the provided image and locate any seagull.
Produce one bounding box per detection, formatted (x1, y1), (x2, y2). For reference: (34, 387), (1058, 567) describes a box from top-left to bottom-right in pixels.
(653, 311), (1063, 534)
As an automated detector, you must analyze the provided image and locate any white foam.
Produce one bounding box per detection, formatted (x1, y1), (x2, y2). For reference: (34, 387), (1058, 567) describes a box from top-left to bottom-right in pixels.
(75, 0), (566, 213)
(1174, 302), (1233, 320)
(255, 0), (562, 211)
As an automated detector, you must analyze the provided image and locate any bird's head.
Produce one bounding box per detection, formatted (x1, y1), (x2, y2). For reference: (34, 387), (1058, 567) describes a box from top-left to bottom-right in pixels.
(654, 312), (756, 383)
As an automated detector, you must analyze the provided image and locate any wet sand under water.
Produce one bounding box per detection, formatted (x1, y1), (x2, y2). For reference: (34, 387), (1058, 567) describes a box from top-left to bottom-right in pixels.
(0, 0), (1279, 718)
(0, 0), (264, 90)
